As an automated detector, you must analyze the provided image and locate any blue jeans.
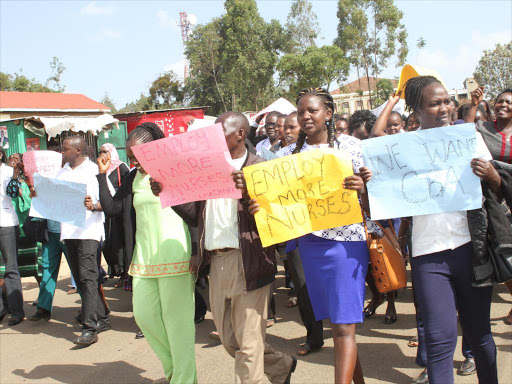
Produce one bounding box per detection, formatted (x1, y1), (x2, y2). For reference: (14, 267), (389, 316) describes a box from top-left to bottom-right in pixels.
(0, 226), (24, 318)
(411, 242), (496, 384)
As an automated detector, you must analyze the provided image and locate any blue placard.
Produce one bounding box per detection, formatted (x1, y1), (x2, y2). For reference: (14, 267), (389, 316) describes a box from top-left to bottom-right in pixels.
(29, 173), (87, 227)
(361, 123), (483, 220)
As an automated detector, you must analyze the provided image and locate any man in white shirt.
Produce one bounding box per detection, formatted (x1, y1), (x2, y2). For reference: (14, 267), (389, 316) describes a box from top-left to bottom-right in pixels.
(255, 111), (280, 155)
(50, 136), (109, 346)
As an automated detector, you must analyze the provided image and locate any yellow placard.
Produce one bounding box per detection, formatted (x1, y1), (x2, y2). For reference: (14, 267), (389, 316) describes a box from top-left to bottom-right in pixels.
(243, 149), (363, 247)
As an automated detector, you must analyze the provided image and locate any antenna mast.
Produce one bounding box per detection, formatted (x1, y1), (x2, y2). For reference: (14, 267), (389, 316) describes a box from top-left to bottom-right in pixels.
(178, 11), (191, 80)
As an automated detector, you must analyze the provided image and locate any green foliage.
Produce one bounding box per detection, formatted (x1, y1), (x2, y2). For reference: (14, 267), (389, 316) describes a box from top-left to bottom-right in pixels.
(149, 71), (184, 109)
(374, 78), (394, 105)
(285, 0), (320, 52)
(473, 41), (512, 100)
(117, 94), (154, 114)
(100, 93), (117, 113)
(184, 0), (287, 114)
(335, 0), (408, 108)
(278, 45), (349, 98)
(0, 57), (66, 93)
(417, 37), (426, 50)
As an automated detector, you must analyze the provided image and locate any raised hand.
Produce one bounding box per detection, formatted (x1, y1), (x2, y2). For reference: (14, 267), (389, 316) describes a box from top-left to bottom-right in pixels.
(97, 152), (111, 174)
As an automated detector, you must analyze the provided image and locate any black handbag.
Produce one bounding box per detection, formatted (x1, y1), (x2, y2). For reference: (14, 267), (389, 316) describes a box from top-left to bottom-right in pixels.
(23, 216), (49, 244)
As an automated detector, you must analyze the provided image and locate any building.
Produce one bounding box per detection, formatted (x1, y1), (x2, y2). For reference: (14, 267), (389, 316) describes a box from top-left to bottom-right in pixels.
(0, 91), (119, 156)
(448, 77), (479, 103)
(331, 76), (399, 115)
(0, 91), (111, 120)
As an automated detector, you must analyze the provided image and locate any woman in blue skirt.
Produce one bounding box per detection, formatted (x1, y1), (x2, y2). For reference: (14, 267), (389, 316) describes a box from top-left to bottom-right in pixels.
(244, 88), (372, 384)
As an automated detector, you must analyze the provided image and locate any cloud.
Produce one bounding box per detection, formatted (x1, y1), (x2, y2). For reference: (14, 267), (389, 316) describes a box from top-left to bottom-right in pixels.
(80, 2), (118, 16)
(164, 60), (187, 80)
(415, 29), (511, 89)
(87, 28), (123, 44)
(157, 10), (179, 31)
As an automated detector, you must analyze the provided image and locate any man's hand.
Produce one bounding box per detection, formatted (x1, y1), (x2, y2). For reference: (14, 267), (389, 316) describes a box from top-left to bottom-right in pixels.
(232, 170), (250, 200)
(84, 195), (95, 211)
(97, 153), (111, 174)
(150, 178), (163, 197)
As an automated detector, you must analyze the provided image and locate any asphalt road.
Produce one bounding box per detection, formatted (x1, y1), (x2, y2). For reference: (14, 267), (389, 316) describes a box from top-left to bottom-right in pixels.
(1, 260), (511, 384)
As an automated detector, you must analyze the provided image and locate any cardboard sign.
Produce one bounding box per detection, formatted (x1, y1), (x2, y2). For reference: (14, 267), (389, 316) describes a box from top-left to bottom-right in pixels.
(131, 124), (241, 207)
(244, 149), (363, 247)
(29, 174), (87, 227)
(362, 124), (483, 220)
(22, 150), (62, 184)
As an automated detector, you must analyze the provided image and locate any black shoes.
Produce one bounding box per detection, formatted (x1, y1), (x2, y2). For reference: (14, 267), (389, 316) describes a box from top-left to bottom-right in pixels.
(458, 357), (476, 376)
(411, 368), (428, 384)
(135, 331), (145, 339)
(8, 316), (24, 326)
(96, 319), (111, 334)
(74, 330), (98, 346)
(284, 356), (297, 384)
(28, 309), (51, 322)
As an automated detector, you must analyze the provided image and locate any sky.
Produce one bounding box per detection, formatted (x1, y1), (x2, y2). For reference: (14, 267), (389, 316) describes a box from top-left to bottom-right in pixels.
(1, 0), (511, 110)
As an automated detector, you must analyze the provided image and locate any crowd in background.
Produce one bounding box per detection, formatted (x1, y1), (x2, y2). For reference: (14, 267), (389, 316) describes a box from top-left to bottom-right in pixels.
(0, 78), (511, 384)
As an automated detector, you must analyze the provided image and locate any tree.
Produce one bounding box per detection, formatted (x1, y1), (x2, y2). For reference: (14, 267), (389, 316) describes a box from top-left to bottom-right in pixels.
(1, 57), (66, 93)
(100, 93), (117, 113)
(278, 45), (349, 98)
(416, 37), (426, 64)
(185, 19), (228, 113)
(45, 57), (66, 92)
(219, 0), (286, 111)
(374, 78), (394, 105)
(148, 71), (184, 110)
(335, 0), (408, 109)
(473, 41), (512, 100)
(117, 94), (154, 114)
(285, 0), (320, 52)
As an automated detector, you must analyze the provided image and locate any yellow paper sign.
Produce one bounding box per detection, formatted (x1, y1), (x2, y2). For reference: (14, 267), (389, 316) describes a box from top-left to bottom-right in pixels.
(243, 149), (363, 247)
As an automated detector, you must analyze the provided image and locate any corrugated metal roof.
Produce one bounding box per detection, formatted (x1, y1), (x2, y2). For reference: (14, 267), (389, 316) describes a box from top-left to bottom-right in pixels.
(0, 91), (110, 112)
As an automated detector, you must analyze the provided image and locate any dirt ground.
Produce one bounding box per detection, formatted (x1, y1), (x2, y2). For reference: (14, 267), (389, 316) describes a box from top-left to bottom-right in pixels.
(1, 260), (511, 384)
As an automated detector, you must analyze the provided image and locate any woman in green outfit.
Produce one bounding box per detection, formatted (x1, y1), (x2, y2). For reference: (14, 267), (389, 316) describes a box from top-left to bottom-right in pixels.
(96, 123), (196, 384)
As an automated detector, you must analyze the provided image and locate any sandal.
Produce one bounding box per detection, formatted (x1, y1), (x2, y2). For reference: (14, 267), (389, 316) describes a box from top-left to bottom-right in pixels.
(266, 318), (276, 328)
(384, 315), (397, 324)
(505, 309), (512, 325)
(408, 336), (419, 347)
(297, 343), (322, 356)
(287, 297), (298, 308)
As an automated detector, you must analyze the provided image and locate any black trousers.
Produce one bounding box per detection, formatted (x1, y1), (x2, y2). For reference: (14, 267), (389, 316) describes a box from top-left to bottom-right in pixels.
(0, 226), (24, 318)
(65, 239), (108, 332)
(287, 248), (323, 348)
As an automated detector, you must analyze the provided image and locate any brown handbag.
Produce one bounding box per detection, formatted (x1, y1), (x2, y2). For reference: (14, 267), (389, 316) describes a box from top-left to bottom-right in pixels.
(364, 217), (407, 294)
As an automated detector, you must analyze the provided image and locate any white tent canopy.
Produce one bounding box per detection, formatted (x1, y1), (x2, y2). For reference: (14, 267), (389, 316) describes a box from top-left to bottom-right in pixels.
(23, 115), (119, 138)
(371, 99), (407, 118)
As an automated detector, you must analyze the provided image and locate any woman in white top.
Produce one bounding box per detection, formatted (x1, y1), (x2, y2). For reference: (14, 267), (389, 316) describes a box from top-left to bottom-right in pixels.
(398, 76), (500, 384)
(0, 147), (25, 326)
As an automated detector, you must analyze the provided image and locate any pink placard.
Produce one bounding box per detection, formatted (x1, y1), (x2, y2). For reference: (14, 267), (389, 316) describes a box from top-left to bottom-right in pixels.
(131, 123), (242, 207)
(23, 150), (62, 184)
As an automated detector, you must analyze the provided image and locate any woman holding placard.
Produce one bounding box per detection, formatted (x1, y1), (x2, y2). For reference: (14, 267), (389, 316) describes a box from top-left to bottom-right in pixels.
(385, 76), (500, 384)
(97, 123), (197, 384)
(241, 88), (372, 384)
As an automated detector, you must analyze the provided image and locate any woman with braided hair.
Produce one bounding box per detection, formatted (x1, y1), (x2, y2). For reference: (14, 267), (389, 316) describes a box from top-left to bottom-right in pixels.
(252, 88), (372, 383)
(396, 76), (500, 384)
(96, 123), (197, 383)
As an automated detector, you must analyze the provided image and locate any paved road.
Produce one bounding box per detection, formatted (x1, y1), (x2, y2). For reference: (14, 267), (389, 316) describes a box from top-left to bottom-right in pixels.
(1, 260), (511, 384)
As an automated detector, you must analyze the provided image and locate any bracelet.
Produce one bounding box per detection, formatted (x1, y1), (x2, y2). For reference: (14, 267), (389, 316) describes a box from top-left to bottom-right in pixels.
(91, 204), (96, 212)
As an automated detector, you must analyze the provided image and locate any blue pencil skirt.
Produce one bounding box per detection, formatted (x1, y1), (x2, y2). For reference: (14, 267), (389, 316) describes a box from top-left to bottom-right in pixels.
(297, 234), (369, 324)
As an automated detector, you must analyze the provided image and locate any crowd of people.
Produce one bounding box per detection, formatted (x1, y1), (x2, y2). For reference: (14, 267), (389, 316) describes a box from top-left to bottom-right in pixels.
(0, 76), (511, 384)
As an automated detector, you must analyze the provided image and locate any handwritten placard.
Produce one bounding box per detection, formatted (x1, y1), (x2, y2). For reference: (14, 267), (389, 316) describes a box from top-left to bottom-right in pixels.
(23, 150), (62, 184)
(29, 174), (87, 227)
(362, 123), (482, 220)
(131, 124), (242, 207)
(243, 149), (363, 247)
